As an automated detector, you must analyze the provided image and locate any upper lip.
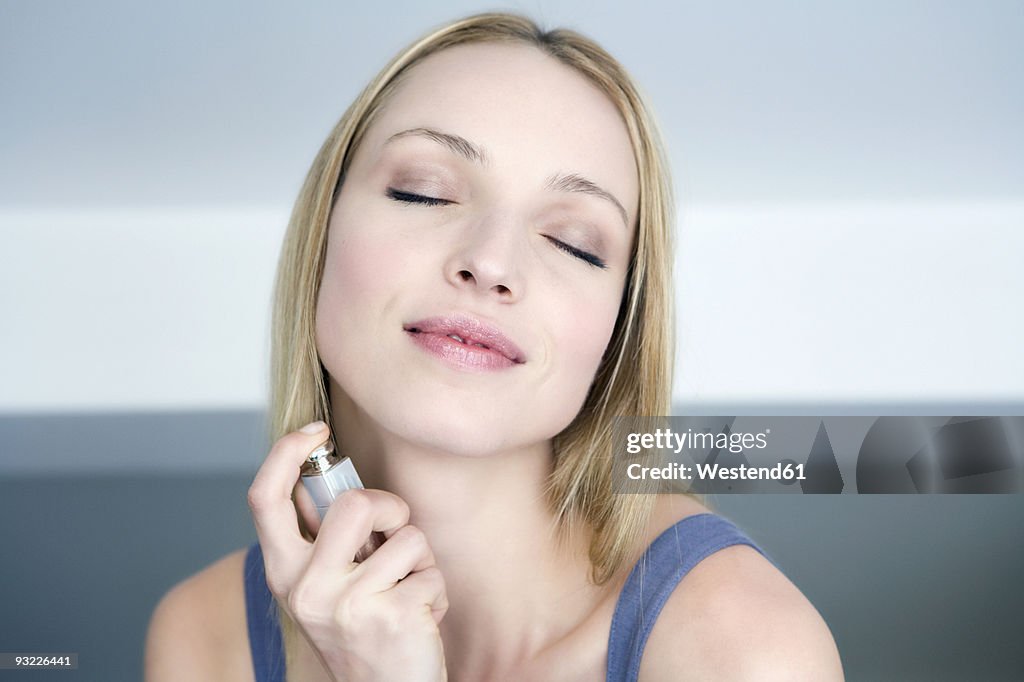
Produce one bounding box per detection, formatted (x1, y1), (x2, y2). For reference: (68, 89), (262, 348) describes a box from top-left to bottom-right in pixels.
(403, 313), (527, 364)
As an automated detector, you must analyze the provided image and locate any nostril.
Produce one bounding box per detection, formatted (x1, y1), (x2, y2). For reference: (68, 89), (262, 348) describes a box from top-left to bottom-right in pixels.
(494, 284), (510, 295)
(458, 270), (474, 282)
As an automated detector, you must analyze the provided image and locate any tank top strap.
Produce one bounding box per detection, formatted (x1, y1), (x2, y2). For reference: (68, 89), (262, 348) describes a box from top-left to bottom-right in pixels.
(605, 512), (768, 682)
(243, 542), (287, 682)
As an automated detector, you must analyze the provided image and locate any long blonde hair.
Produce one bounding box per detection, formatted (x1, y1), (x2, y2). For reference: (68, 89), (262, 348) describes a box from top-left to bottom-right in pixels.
(266, 10), (676, 671)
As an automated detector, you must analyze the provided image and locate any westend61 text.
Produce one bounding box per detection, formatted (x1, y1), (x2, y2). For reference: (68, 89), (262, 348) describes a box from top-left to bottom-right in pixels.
(627, 462), (806, 481)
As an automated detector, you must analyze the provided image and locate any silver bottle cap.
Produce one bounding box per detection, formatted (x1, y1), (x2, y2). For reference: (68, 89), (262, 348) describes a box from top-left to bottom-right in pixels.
(301, 439), (340, 475)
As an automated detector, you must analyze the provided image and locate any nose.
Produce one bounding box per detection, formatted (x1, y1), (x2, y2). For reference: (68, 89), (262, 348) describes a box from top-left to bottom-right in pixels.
(444, 218), (524, 302)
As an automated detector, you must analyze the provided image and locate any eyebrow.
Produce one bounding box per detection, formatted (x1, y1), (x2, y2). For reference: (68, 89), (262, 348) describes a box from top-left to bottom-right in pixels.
(384, 126), (630, 229)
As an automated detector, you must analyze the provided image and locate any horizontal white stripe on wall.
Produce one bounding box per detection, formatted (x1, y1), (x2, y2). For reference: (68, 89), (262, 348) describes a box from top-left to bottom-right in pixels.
(1, 201), (1022, 414)
(1, 207), (288, 414)
(673, 201), (1024, 406)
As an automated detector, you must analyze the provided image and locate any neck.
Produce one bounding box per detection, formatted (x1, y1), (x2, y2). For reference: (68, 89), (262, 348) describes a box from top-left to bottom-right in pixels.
(329, 387), (605, 677)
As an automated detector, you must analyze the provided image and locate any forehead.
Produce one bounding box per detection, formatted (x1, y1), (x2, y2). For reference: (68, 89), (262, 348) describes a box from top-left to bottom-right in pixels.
(357, 42), (639, 228)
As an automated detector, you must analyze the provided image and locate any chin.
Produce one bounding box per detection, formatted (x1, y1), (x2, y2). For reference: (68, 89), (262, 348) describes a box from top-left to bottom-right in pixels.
(385, 401), (523, 457)
(329, 363), (588, 457)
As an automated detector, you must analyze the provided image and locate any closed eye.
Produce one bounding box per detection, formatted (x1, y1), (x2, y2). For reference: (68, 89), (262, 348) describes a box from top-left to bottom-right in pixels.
(545, 236), (607, 270)
(387, 187), (606, 270)
(386, 188), (452, 206)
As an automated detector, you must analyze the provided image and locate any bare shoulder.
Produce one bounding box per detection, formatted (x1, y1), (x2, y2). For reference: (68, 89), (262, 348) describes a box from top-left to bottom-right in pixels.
(144, 548), (254, 682)
(638, 500), (844, 681)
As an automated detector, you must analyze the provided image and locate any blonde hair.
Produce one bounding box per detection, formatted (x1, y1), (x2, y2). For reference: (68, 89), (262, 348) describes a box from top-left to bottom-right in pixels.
(266, 10), (677, 672)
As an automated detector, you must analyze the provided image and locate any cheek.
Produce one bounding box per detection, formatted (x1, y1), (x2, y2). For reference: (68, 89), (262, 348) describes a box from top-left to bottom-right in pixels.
(316, 223), (414, 357)
(322, 210), (423, 303)
(328, 233), (395, 304)
(552, 283), (624, 388)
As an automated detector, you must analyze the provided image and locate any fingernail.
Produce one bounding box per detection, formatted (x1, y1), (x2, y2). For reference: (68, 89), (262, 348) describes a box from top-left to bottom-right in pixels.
(300, 420), (327, 434)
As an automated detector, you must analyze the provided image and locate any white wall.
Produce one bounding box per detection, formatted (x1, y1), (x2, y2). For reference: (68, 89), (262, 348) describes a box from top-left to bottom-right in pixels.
(0, 208), (284, 413)
(2, 201), (1022, 414)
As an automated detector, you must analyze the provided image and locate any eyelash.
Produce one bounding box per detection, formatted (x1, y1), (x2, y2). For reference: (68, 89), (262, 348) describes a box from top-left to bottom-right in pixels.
(385, 188), (608, 270)
(386, 188), (451, 207)
(546, 237), (607, 269)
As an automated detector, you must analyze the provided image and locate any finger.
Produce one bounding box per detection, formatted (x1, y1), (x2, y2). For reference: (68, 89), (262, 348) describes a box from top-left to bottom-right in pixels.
(303, 488), (411, 582)
(351, 524), (437, 593)
(389, 565), (449, 625)
(248, 422), (331, 587)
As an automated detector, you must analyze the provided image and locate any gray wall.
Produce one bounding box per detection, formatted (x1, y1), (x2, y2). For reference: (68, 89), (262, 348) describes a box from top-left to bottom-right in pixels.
(2, 411), (1023, 680)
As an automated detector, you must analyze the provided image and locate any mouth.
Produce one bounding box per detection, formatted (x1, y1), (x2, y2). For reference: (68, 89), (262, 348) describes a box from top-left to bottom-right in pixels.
(402, 314), (527, 365)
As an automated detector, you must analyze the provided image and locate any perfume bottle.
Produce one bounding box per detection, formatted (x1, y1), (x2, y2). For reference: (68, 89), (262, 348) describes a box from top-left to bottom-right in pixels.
(300, 439), (365, 520)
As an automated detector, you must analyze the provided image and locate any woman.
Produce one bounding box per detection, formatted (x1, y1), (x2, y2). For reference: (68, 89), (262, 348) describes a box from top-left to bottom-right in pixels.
(145, 11), (843, 681)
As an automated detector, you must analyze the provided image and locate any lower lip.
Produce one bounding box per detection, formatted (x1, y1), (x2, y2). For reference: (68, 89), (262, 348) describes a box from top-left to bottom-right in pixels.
(406, 331), (518, 371)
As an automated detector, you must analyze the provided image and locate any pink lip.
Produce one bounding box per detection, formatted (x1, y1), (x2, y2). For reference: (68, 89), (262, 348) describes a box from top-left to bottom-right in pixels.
(403, 314), (526, 371)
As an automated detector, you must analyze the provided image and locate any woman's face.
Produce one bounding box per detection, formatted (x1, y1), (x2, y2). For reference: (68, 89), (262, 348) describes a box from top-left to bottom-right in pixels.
(316, 42), (639, 457)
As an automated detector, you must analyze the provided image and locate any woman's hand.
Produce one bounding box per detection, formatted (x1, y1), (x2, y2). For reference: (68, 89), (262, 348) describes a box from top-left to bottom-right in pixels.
(248, 421), (449, 682)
